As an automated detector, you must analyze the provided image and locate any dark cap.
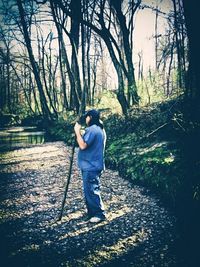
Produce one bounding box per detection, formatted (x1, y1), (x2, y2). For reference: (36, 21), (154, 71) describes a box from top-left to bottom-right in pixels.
(85, 109), (100, 119)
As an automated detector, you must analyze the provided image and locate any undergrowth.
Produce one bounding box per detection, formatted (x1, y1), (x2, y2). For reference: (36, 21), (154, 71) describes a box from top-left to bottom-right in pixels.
(47, 98), (185, 209)
(104, 98), (183, 208)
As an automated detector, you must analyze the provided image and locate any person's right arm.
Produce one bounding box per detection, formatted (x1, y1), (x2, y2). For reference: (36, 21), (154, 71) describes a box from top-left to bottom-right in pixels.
(74, 122), (88, 150)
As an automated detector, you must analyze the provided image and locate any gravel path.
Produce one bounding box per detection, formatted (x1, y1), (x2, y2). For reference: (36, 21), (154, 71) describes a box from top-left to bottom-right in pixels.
(0, 141), (179, 267)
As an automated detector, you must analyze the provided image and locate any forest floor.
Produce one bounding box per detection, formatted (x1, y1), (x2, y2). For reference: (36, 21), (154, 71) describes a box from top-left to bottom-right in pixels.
(0, 141), (181, 267)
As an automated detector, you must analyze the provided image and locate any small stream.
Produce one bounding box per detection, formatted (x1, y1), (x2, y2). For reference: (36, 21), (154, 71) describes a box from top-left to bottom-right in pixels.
(0, 126), (47, 152)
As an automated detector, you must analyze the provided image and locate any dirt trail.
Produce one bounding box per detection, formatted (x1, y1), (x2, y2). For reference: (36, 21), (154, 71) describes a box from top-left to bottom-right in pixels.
(0, 141), (179, 267)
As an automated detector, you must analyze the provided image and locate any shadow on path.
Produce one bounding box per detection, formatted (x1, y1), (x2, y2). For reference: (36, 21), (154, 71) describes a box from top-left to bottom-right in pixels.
(0, 142), (181, 267)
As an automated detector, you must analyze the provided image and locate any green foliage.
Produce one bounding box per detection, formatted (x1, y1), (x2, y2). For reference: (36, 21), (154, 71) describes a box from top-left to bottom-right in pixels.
(12, 103), (32, 118)
(137, 71), (184, 106)
(96, 90), (122, 114)
(104, 98), (185, 207)
(0, 112), (21, 126)
(21, 114), (44, 127)
(106, 139), (181, 205)
(47, 117), (75, 145)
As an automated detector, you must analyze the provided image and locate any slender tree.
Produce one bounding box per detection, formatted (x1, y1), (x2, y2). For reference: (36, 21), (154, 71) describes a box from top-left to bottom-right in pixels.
(16, 0), (53, 121)
(109, 0), (140, 106)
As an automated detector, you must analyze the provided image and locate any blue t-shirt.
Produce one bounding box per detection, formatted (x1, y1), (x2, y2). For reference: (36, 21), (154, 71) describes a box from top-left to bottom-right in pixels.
(78, 125), (106, 171)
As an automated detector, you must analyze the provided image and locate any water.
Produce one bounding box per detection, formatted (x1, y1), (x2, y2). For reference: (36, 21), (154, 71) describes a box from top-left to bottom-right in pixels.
(0, 126), (46, 152)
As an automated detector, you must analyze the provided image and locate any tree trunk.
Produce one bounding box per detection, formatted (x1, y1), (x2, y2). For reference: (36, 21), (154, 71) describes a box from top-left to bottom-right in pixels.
(41, 40), (58, 117)
(155, 6), (159, 71)
(6, 50), (11, 112)
(109, 0), (139, 106)
(166, 37), (175, 96)
(172, 0), (183, 89)
(81, 23), (86, 113)
(86, 27), (92, 105)
(178, 2), (200, 266)
(70, 0), (82, 113)
(50, 0), (75, 112)
(183, 1), (200, 105)
(16, 0), (53, 121)
(103, 29), (129, 115)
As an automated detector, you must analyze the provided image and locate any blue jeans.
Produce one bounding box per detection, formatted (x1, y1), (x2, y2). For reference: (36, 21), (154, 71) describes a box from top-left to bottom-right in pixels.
(81, 170), (105, 219)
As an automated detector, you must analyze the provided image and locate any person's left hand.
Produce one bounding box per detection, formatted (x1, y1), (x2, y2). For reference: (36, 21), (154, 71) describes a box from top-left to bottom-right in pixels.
(74, 122), (81, 134)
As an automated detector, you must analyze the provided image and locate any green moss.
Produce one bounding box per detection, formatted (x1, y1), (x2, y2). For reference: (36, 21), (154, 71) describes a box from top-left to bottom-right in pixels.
(105, 134), (182, 206)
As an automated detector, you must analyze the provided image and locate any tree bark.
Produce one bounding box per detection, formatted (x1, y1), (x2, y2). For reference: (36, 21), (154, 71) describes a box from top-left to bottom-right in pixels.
(109, 0), (140, 106)
(16, 0), (53, 121)
(178, 2), (200, 266)
(41, 35), (58, 117)
(172, 0), (183, 89)
(69, 0), (82, 113)
(182, 0), (200, 105)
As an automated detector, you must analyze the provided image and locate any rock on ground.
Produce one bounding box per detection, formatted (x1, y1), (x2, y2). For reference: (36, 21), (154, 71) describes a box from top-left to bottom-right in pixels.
(0, 142), (179, 267)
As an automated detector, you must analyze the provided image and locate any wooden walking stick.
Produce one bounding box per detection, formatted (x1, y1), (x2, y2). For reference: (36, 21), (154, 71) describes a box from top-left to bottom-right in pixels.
(58, 113), (86, 221)
(58, 138), (76, 221)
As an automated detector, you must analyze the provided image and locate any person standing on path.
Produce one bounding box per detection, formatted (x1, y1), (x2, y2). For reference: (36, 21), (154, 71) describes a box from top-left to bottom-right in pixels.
(74, 109), (106, 223)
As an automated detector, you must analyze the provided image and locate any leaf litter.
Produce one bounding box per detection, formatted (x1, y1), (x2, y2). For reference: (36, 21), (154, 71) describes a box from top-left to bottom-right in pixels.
(0, 142), (180, 266)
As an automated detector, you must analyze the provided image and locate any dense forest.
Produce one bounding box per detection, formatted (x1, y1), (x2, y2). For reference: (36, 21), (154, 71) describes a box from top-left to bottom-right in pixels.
(0, 0), (190, 119)
(0, 0), (199, 266)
